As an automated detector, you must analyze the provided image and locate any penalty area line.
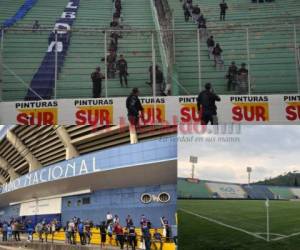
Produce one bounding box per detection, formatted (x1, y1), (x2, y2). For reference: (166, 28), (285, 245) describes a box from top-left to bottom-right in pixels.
(180, 208), (267, 241)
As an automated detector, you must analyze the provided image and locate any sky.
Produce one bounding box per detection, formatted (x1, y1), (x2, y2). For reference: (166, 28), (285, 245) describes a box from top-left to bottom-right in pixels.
(178, 125), (300, 184)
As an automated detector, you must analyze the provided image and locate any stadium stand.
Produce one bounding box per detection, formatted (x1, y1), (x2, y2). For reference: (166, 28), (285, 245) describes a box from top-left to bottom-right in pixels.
(268, 186), (296, 200)
(206, 182), (247, 199)
(2, 0), (68, 101)
(178, 178), (300, 201)
(168, 0), (300, 95)
(177, 178), (212, 198)
(0, 0), (25, 24)
(242, 184), (275, 199)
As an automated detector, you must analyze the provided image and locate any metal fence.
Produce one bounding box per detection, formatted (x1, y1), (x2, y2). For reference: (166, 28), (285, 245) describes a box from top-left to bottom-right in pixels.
(0, 24), (299, 101)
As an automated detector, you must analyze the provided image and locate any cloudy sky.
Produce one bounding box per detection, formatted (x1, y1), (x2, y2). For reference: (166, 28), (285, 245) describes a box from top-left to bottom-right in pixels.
(178, 125), (300, 184)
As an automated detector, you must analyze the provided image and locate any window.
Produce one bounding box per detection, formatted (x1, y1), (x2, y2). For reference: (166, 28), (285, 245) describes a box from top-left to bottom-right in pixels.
(77, 199), (82, 206)
(67, 201), (72, 207)
(82, 197), (90, 205)
(141, 193), (152, 204)
(158, 192), (170, 203)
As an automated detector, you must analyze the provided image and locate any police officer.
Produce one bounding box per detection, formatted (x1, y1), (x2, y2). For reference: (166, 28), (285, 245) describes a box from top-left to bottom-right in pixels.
(117, 54), (128, 87)
(226, 61), (238, 91)
(197, 83), (221, 125)
(91, 67), (105, 98)
(126, 88), (144, 126)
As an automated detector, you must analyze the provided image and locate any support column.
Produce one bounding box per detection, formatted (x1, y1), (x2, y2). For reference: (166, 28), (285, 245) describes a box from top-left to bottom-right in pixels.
(0, 157), (19, 181)
(6, 130), (41, 172)
(0, 175), (6, 185)
(55, 126), (79, 160)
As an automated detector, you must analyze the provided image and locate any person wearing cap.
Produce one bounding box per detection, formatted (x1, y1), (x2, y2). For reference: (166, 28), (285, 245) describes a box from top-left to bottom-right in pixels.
(197, 83), (221, 125)
(117, 54), (128, 87)
(126, 88), (144, 126)
(237, 63), (249, 94)
(91, 67), (105, 98)
(226, 61), (238, 91)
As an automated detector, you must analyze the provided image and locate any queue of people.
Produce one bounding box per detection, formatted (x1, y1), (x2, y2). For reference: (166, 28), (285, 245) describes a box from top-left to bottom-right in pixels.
(0, 214), (172, 250)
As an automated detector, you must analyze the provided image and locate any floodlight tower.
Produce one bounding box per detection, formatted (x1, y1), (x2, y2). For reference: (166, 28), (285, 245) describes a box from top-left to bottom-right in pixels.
(189, 156), (198, 179)
(247, 167), (252, 186)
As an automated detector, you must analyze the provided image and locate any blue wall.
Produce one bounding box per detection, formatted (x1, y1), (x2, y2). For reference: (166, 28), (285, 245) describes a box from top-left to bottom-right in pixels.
(61, 184), (177, 228)
(0, 204), (20, 222)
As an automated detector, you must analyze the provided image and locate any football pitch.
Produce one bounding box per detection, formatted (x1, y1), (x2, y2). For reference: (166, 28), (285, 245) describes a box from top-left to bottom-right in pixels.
(178, 199), (300, 250)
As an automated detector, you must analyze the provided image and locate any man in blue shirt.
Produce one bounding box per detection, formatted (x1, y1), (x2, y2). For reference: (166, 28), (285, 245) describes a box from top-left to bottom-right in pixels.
(2, 221), (8, 241)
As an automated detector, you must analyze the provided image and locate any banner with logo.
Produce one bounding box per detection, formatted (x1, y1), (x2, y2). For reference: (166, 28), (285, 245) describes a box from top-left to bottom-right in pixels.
(0, 95), (300, 125)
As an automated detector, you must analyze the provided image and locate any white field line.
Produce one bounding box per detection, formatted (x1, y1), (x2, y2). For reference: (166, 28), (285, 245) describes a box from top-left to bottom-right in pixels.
(271, 232), (300, 241)
(180, 208), (267, 241)
(255, 232), (286, 237)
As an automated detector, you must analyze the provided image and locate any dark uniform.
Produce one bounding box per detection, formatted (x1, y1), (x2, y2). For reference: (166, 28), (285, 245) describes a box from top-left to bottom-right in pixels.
(126, 93), (143, 126)
(128, 225), (137, 250)
(117, 58), (128, 87)
(226, 64), (238, 91)
(197, 88), (221, 125)
(91, 69), (104, 98)
(220, 2), (228, 21)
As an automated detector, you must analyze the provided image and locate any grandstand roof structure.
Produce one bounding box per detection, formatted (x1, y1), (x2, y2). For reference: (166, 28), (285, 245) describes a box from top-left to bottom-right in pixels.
(0, 125), (176, 184)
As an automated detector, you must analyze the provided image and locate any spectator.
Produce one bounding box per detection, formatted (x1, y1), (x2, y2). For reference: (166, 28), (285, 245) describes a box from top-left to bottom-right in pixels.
(161, 217), (171, 242)
(197, 83), (221, 125)
(152, 228), (163, 250)
(84, 221), (92, 245)
(182, 1), (191, 22)
(226, 61), (238, 91)
(91, 66), (105, 98)
(197, 15), (207, 38)
(7, 224), (12, 241)
(114, 223), (124, 249)
(126, 215), (133, 228)
(32, 20), (40, 32)
(142, 221), (151, 250)
(220, 0), (228, 21)
(113, 215), (120, 224)
(191, 5), (201, 21)
(126, 88), (144, 126)
(107, 223), (113, 245)
(116, 54), (128, 87)
(237, 63), (249, 94)
(68, 220), (76, 245)
(212, 43), (224, 68)
(78, 220), (85, 245)
(99, 221), (107, 249)
(106, 212), (113, 226)
(26, 220), (34, 242)
(207, 36), (215, 59)
(35, 222), (44, 242)
(2, 221), (8, 242)
(50, 220), (57, 243)
(147, 65), (166, 96)
(128, 224), (137, 250)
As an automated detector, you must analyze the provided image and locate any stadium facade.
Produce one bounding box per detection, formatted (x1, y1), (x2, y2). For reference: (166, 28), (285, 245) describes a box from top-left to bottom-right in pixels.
(0, 125), (177, 228)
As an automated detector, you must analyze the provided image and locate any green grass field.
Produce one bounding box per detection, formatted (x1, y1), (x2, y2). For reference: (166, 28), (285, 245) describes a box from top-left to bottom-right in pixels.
(178, 199), (300, 250)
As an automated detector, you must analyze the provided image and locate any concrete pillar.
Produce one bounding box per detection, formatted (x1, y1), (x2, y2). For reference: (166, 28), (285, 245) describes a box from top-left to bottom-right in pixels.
(6, 130), (41, 172)
(0, 175), (6, 185)
(129, 125), (138, 144)
(55, 126), (79, 160)
(0, 157), (19, 181)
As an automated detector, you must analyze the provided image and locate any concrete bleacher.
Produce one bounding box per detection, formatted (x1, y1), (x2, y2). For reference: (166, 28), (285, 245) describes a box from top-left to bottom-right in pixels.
(242, 185), (275, 199)
(56, 0), (158, 98)
(0, 0), (24, 24)
(1, 0), (67, 101)
(206, 182), (247, 199)
(268, 186), (295, 200)
(1, 0), (159, 101)
(177, 178), (212, 198)
(168, 0), (300, 95)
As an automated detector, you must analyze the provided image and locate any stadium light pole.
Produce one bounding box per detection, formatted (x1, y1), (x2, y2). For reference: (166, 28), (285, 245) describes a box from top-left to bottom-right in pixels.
(190, 156), (198, 179)
(247, 167), (252, 186)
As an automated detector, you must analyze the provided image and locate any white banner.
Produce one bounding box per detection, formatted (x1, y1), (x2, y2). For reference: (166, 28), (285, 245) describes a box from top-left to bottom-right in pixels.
(0, 95), (300, 125)
(19, 197), (62, 216)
